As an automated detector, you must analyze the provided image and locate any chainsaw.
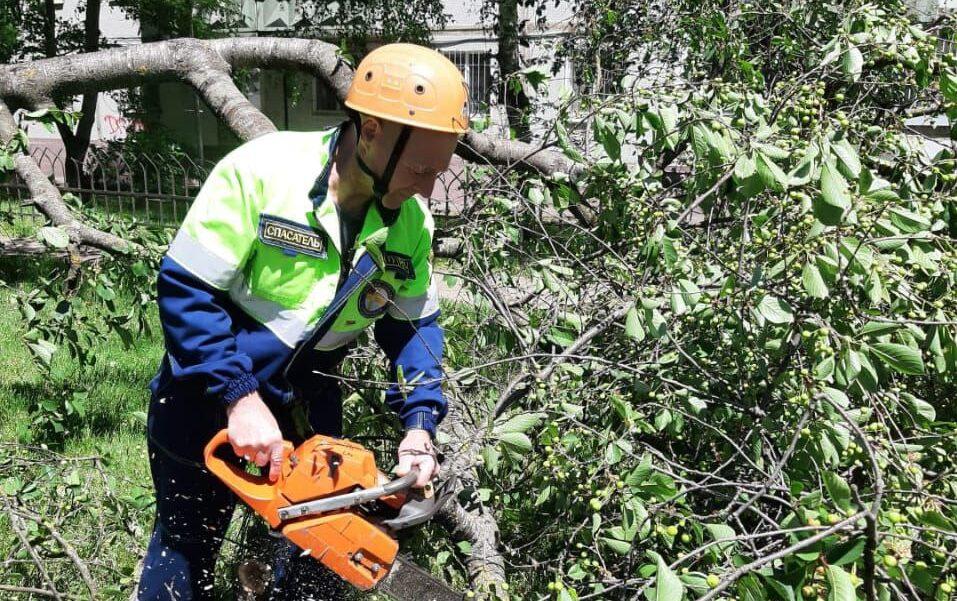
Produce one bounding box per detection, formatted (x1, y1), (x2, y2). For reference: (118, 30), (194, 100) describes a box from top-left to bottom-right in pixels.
(204, 429), (463, 600)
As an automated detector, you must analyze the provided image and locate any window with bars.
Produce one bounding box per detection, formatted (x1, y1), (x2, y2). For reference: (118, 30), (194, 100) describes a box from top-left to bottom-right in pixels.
(442, 50), (494, 112)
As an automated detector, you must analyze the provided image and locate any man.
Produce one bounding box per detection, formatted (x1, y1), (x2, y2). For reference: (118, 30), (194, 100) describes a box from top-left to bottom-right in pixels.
(138, 43), (468, 600)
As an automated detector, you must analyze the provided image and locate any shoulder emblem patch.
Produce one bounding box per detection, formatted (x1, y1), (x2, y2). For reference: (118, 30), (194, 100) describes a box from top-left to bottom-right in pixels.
(358, 280), (396, 318)
(258, 214), (327, 258)
(382, 251), (415, 280)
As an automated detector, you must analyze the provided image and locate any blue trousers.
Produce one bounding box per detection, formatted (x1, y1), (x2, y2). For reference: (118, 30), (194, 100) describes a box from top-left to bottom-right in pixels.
(136, 376), (346, 601)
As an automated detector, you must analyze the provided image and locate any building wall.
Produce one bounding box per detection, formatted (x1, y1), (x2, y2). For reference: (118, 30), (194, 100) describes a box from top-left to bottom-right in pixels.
(22, 0), (141, 152)
(22, 0), (580, 161)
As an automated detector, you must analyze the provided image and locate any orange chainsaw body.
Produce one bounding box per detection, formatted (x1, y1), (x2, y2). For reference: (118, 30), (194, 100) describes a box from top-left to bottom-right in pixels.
(203, 430), (404, 590)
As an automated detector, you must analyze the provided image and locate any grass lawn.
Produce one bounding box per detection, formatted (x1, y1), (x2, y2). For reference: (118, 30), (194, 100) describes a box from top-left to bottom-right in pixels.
(0, 257), (282, 599)
(0, 257), (411, 599)
(0, 256), (162, 598)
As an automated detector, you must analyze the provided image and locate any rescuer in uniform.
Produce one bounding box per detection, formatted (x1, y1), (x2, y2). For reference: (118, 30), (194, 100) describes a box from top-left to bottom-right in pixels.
(137, 43), (468, 599)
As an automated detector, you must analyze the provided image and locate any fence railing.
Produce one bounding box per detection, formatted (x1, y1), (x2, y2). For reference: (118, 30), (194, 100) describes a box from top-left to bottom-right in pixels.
(0, 143), (475, 232)
(1, 145), (215, 228)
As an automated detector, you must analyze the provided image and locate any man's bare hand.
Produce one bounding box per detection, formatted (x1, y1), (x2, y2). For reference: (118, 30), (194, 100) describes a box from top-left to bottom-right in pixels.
(395, 429), (439, 488)
(226, 391), (285, 482)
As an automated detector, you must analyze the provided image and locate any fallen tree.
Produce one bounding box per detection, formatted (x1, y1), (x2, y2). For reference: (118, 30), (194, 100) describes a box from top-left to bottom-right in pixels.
(3, 2), (957, 600)
(0, 35), (584, 598)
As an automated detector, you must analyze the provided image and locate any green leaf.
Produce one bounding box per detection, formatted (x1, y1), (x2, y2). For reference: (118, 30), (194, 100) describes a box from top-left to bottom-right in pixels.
(469, 115), (489, 133)
(595, 116), (622, 161)
(869, 342), (925, 375)
(481, 445), (500, 474)
(39, 226), (70, 249)
(497, 432), (533, 451)
(553, 182), (581, 209)
(802, 263), (829, 299)
(816, 162), (850, 225)
(734, 154), (757, 182)
(558, 589), (578, 601)
(889, 207), (930, 233)
(566, 562), (587, 580)
(605, 439), (633, 465)
(27, 339), (57, 368)
(824, 472), (852, 511)
(556, 121), (584, 162)
(821, 38), (843, 66)
(521, 66), (549, 92)
(658, 103), (681, 150)
(661, 237), (678, 268)
(821, 387), (849, 409)
(705, 523), (736, 554)
(625, 306), (644, 341)
(762, 576), (796, 601)
(842, 44), (864, 82)
(902, 393), (936, 423)
(494, 412), (546, 435)
(756, 295), (795, 324)
(95, 284), (116, 302)
(547, 327), (576, 347)
(789, 144), (819, 186)
(654, 556), (685, 601)
(831, 138), (861, 179)
(815, 355), (835, 381)
(756, 152), (788, 192)
(918, 510), (953, 531)
(865, 187), (899, 203)
(858, 321), (902, 337)
(602, 536), (633, 555)
(941, 69), (957, 103)
(755, 143), (790, 160)
(826, 538), (866, 566)
(625, 454), (653, 488)
(825, 564), (856, 601)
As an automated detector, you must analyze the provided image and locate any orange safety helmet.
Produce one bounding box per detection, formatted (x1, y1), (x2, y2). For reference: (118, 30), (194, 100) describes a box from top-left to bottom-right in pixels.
(345, 43), (470, 134)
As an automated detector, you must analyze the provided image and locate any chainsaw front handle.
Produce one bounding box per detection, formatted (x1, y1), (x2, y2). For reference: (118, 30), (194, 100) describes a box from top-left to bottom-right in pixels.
(203, 429), (294, 526)
(277, 468), (420, 521)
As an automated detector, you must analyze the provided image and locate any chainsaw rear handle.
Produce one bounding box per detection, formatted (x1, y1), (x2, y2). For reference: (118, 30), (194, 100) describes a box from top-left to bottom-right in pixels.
(203, 429), (294, 506)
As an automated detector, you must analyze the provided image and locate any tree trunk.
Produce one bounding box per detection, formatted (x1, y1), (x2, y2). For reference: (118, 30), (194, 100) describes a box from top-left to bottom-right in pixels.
(497, 0), (531, 142)
(42, 0), (56, 58)
(52, 0), (102, 191)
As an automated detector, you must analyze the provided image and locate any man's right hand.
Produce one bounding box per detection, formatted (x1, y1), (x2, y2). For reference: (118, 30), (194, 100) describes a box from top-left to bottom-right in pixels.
(226, 391), (285, 482)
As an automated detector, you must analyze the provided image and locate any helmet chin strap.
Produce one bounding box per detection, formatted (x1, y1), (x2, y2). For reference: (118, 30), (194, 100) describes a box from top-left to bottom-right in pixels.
(347, 110), (411, 227)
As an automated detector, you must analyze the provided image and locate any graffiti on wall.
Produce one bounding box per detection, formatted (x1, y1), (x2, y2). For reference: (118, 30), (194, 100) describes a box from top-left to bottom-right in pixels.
(103, 115), (145, 136)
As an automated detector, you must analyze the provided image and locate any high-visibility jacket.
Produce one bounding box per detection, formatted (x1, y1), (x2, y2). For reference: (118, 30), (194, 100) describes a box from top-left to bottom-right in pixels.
(148, 122), (446, 436)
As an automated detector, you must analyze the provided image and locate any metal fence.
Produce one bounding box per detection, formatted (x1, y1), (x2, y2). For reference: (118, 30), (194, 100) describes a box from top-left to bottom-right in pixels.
(0, 143), (474, 232)
(0, 145), (214, 228)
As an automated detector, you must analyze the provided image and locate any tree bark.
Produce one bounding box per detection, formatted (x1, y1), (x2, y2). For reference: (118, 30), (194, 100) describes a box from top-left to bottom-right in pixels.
(55, 0), (102, 190)
(0, 37), (579, 175)
(42, 0), (57, 59)
(497, 0), (532, 141)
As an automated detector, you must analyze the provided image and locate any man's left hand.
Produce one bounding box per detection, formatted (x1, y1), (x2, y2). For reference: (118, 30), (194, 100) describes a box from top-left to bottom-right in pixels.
(395, 429), (438, 488)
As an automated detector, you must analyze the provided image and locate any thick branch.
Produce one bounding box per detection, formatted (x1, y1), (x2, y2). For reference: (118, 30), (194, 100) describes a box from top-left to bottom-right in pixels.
(0, 37), (582, 177)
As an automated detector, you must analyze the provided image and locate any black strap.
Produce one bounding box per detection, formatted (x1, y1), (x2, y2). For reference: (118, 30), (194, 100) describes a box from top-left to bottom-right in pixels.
(347, 109), (410, 226)
(308, 121), (348, 208)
